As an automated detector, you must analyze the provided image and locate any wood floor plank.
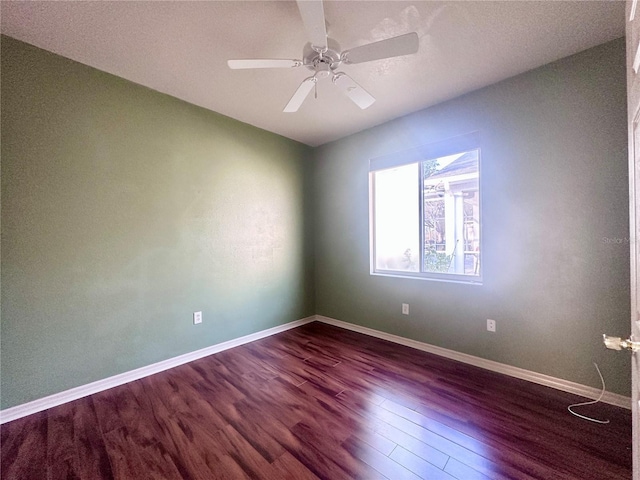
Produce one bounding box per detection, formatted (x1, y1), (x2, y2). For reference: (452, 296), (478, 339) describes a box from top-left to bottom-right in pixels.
(160, 413), (247, 480)
(408, 383), (630, 479)
(353, 428), (397, 456)
(294, 384), (392, 456)
(231, 398), (290, 462)
(0, 322), (632, 480)
(1, 411), (48, 480)
(136, 379), (223, 480)
(373, 417), (453, 471)
(216, 347), (279, 383)
(373, 394), (548, 480)
(226, 375), (309, 429)
(136, 441), (185, 480)
(246, 343), (308, 387)
(380, 398), (486, 454)
(281, 383), (358, 446)
(281, 426), (358, 480)
(269, 351), (349, 397)
(271, 451), (322, 480)
(187, 361), (246, 404)
(102, 426), (157, 480)
(73, 397), (114, 480)
(291, 421), (388, 480)
(444, 457), (492, 480)
(213, 424), (281, 480)
(341, 435), (422, 480)
(389, 445), (457, 480)
(91, 387), (127, 435)
(96, 382), (184, 480)
(142, 371), (228, 434)
(47, 403), (81, 480)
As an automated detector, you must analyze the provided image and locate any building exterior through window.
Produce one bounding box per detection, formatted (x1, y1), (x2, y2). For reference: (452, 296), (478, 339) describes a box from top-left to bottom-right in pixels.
(422, 150), (480, 276)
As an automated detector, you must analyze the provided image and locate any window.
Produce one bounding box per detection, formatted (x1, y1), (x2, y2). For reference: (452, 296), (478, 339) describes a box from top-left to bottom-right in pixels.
(370, 133), (481, 283)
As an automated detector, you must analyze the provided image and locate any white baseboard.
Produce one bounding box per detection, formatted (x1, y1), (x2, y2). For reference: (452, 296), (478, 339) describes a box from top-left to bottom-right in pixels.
(315, 315), (632, 410)
(2, 313), (630, 424)
(0, 316), (316, 424)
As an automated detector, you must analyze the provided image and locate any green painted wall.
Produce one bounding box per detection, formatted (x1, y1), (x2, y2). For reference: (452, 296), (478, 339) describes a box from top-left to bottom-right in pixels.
(1, 36), (315, 409)
(1, 35), (632, 409)
(313, 38), (632, 396)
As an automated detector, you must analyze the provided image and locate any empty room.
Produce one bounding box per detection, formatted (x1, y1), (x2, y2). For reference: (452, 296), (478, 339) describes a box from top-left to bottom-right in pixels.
(1, 1), (638, 479)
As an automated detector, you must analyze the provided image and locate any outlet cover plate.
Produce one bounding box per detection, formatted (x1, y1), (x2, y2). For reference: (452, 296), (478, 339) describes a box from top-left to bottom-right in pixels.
(487, 319), (496, 332)
(194, 311), (203, 325)
(402, 304), (409, 315)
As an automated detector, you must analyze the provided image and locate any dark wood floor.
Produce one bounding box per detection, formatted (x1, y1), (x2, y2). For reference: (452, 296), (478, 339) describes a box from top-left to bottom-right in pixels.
(1, 322), (632, 480)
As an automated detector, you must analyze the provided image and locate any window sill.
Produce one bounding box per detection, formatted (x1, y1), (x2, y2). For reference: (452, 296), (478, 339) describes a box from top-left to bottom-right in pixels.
(371, 270), (483, 286)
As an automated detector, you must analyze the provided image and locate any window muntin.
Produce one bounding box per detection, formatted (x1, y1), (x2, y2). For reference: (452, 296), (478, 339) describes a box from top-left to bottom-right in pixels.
(370, 136), (481, 283)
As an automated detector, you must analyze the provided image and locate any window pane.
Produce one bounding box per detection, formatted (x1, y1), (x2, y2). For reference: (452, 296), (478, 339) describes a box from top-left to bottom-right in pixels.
(373, 163), (419, 272)
(422, 150), (480, 276)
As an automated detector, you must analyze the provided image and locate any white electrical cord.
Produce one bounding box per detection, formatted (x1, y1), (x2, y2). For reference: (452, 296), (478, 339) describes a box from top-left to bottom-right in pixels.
(567, 362), (610, 424)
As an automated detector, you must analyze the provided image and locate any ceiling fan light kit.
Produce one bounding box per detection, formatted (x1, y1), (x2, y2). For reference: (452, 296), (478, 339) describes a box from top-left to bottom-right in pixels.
(227, 0), (419, 113)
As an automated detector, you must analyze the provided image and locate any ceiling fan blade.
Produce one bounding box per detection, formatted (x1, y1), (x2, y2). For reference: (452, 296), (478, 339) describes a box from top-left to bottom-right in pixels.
(296, 0), (328, 50)
(342, 32), (419, 64)
(284, 77), (316, 113)
(332, 73), (375, 109)
(227, 59), (302, 69)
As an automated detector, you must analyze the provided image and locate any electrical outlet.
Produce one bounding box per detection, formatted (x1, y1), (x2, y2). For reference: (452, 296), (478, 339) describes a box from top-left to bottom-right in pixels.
(402, 303), (409, 315)
(487, 319), (496, 332)
(193, 311), (202, 325)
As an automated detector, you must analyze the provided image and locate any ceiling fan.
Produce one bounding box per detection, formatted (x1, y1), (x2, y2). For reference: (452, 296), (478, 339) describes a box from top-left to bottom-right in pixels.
(227, 0), (419, 113)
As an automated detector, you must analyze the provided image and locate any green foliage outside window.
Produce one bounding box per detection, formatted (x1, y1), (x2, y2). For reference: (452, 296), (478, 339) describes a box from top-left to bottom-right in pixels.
(423, 246), (451, 273)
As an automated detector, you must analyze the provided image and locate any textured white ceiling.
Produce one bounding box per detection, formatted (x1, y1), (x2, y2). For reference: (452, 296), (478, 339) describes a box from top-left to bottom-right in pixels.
(1, 1), (625, 146)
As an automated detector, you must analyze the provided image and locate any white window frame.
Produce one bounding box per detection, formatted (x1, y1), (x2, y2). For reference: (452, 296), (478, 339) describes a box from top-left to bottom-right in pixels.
(369, 132), (482, 284)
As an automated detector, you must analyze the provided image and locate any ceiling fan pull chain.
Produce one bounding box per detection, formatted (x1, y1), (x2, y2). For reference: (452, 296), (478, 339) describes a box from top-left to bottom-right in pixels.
(315, 81), (318, 99)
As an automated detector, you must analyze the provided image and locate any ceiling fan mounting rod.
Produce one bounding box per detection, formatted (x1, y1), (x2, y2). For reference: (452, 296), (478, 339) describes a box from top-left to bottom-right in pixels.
(313, 44), (328, 55)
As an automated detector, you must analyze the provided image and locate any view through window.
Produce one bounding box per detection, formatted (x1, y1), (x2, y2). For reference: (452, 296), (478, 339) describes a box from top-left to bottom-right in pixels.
(371, 141), (481, 282)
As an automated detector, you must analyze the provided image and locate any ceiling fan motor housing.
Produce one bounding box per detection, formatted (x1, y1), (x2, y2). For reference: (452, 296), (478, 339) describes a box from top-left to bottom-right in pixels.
(303, 38), (341, 74)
